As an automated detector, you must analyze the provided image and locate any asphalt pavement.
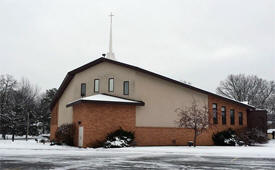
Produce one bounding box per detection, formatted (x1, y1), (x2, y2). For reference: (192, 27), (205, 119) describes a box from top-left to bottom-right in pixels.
(1, 154), (274, 170)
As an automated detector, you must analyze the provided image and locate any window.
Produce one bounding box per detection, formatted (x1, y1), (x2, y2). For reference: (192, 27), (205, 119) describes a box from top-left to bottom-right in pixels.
(108, 78), (114, 92)
(213, 103), (218, 124)
(94, 79), (99, 93)
(221, 106), (226, 125)
(230, 109), (235, 125)
(123, 81), (129, 95)
(81, 83), (86, 97)
(239, 112), (243, 125)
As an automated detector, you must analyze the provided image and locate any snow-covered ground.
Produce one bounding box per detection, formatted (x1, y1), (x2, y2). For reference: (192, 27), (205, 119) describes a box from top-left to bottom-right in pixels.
(267, 129), (275, 133)
(1, 139), (275, 169)
(1, 139), (275, 158)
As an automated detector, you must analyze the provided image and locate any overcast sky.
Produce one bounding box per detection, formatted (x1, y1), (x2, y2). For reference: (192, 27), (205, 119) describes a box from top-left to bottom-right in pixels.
(0, 0), (274, 93)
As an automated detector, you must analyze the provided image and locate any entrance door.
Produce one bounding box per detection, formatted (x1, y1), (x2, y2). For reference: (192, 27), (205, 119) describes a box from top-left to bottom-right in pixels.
(78, 126), (83, 147)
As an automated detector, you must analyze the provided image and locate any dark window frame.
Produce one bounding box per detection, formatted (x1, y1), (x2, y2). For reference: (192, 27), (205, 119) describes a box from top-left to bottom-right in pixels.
(230, 109), (235, 125)
(239, 112), (243, 125)
(221, 106), (226, 125)
(123, 81), (129, 95)
(108, 78), (114, 92)
(81, 83), (86, 97)
(213, 103), (218, 124)
(94, 79), (100, 93)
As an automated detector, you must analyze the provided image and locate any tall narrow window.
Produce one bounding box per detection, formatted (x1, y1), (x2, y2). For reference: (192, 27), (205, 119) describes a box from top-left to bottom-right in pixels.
(94, 79), (99, 93)
(230, 109), (235, 125)
(108, 78), (114, 92)
(239, 112), (243, 125)
(81, 83), (86, 97)
(213, 103), (218, 124)
(123, 81), (129, 95)
(221, 106), (226, 125)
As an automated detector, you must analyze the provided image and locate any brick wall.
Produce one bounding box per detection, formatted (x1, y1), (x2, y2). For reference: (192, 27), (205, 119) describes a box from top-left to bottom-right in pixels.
(70, 94), (250, 147)
(50, 102), (59, 140)
(71, 102), (214, 146)
(135, 127), (214, 146)
(73, 103), (136, 147)
(208, 94), (248, 131)
(247, 110), (267, 132)
(134, 95), (249, 146)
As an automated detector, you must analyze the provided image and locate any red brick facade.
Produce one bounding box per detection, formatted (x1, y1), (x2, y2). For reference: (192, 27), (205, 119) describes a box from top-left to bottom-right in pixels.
(50, 102), (58, 140)
(208, 94), (248, 131)
(135, 127), (214, 146)
(133, 95), (249, 146)
(50, 94), (250, 147)
(247, 110), (267, 132)
(72, 103), (136, 147)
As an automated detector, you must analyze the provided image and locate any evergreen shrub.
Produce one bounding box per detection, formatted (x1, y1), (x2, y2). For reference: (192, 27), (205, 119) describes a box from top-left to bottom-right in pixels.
(212, 128), (237, 146)
(55, 123), (75, 146)
(212, 128), (269, 146)
(236, 128), (269, 145)
(103, 127), (135, 148)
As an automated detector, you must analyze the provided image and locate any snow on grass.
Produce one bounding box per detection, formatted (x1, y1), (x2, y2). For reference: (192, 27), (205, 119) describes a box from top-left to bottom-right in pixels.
(0, 139), (86, 156)
(267, 129), (275, 133)
(0, 139), (275, 158)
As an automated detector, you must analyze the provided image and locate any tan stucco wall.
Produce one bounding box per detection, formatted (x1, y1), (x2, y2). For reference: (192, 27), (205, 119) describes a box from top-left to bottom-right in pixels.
(58, 82), (74, 126)
(57, 62), (137, 126)
(57, 62), (208, 128)
(134, 71), (207, 127)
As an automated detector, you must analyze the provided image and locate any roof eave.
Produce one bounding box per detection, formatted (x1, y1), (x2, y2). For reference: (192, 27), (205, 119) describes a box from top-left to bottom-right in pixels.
(66, 100), (145, 107)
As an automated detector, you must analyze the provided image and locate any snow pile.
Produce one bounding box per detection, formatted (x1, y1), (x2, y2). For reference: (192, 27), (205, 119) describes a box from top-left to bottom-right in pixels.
(224, 136), (237, 145)
(35, 134), (50, 143)
(267, 129), (275, 133)
(103, 127), (135, 148)
(105, 137), (130, 148)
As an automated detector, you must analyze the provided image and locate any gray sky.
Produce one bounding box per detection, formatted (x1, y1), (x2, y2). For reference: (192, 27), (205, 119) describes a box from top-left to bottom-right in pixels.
(0, 0), (274, 93)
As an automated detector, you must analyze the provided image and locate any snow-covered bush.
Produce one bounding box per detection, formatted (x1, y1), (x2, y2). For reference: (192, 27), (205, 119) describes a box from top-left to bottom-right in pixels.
(236, 128), (269, 145)
(224, 135), (237, 146)
(103, 128), (135, 148)
(54, 123), (75, 146)
(213, 128), (269, 146)
(212, 128), (236, 146)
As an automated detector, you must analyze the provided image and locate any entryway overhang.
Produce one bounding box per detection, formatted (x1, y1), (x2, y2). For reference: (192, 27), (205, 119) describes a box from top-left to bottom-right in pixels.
(66, 93), (145, 107)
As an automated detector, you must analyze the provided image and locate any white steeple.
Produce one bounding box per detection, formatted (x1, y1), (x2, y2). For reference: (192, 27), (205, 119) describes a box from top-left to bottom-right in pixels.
(106, 12), (115, 60)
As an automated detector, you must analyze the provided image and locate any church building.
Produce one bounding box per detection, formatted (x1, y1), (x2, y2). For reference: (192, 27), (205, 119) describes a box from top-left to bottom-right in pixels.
(49, 56), (262, 147)
(49, 14), (264, 147)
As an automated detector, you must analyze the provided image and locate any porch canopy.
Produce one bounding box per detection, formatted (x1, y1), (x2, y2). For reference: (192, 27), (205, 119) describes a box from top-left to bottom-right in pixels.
(66, 93), (145, 107)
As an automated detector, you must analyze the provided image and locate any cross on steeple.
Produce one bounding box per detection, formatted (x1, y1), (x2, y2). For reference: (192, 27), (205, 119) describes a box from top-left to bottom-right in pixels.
(107, 12), (115, 60)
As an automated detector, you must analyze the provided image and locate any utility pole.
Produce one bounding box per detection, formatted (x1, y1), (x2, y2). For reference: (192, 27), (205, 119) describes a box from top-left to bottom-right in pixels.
(26, 112), (29, 141)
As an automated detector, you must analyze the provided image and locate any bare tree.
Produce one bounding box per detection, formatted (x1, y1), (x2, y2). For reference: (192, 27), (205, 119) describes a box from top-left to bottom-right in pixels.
(37, 88), (57, 134)
(0, 75), (17, 139)
(176, 100), (209, 147)
(14, 78), (39, 141)
(217, 74), (275, 113)
(0, 74), (56, 140)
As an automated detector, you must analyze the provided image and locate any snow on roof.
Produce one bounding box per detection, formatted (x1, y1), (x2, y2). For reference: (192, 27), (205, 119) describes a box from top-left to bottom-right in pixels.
(66, 94), (144, 107)
(241, 101), (249, 105)
(211, 93), (255, 108)
(267, 129), (275, 133)
(255, 108), (267, 111)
